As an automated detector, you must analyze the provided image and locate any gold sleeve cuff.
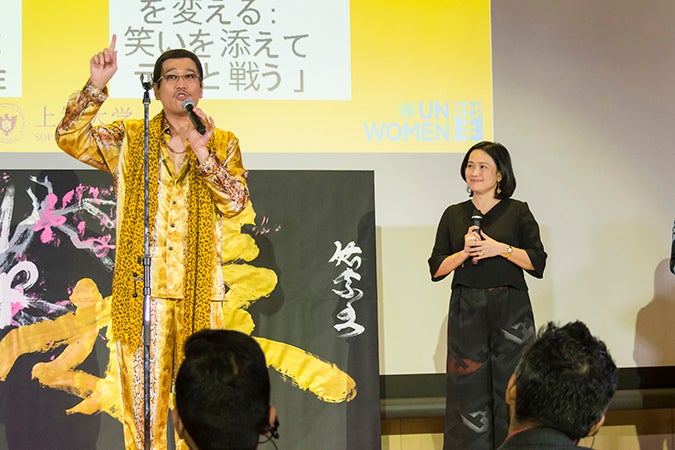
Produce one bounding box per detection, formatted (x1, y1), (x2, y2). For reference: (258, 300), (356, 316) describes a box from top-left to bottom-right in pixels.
(83, 79), (109, 103)
(197, 151), (218, 175)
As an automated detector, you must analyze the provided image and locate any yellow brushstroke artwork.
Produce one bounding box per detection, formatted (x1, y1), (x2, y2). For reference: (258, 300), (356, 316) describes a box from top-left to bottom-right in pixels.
(0, 203), (357, 420)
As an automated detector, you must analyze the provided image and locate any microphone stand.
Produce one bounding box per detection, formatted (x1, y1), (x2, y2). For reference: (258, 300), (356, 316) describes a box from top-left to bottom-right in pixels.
(140, 74), (153, 450)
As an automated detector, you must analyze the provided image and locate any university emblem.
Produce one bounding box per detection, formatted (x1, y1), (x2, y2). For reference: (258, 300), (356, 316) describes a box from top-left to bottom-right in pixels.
(0, 103), (26, 143)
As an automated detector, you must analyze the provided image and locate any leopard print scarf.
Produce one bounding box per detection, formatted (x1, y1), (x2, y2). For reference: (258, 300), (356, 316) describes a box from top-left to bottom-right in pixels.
(111, 111), (215, 351)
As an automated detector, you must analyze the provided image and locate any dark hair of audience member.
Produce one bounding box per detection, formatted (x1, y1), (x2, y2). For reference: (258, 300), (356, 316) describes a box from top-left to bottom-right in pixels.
(513, 321), (618, 440)
(175, 329), (271, 450)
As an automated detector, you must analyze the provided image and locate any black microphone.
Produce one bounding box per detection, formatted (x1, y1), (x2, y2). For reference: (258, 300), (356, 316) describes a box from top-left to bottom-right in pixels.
(471, 208), (483, 233)
(181, 98), (207, 135)
(471, 209), (483, 265)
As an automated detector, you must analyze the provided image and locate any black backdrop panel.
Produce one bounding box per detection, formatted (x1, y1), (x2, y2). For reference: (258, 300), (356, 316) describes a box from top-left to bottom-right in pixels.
(0, 169), (380, 450)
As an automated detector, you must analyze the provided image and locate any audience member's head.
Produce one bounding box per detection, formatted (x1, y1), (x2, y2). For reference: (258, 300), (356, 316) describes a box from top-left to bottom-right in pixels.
(173, 329), (277, 450)
(506, 321), (617, 441)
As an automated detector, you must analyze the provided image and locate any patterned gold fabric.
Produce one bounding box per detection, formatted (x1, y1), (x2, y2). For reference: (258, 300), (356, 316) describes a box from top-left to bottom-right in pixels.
(55, 80), (250, 351)
(117, 297), (188, 450)
(111, 112), (214, 350)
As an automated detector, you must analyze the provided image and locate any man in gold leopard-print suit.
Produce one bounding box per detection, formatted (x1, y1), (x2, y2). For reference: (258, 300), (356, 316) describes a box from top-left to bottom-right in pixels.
(55, 34), (249, 450)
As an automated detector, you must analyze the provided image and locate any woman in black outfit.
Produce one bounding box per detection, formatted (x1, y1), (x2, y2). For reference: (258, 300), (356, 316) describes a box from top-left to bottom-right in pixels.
(428, 141), (547, 450)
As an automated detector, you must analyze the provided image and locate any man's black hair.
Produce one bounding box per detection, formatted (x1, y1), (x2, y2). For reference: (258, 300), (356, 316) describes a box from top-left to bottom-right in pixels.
(514, 321), (617, 440)
(175, 329), (271, 450)
(153, 48), (204, 86)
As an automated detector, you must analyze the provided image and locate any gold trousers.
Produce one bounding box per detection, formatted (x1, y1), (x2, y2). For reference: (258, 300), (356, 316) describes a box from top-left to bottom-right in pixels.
(116, 297), (189, 450)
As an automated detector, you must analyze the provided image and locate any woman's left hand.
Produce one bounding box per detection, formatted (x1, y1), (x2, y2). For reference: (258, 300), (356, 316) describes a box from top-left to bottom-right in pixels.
(469, 230), (505, 262)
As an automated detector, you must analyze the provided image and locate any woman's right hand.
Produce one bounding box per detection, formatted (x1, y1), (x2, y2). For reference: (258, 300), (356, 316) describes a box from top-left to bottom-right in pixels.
(89, 34), (118, 91)
(464, 225), (482, 261)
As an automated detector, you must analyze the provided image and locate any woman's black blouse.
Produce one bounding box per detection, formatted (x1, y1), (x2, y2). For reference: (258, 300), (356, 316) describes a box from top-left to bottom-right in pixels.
(428, 199), (547, 291)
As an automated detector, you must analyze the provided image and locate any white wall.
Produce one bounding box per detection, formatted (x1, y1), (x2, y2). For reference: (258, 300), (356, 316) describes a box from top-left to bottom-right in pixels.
(489, 0), (675, 370)
(1, 0), (673, 374)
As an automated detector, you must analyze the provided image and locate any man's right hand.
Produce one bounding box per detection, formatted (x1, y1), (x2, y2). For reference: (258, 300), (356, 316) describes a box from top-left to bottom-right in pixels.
(89, 34), (118, 91)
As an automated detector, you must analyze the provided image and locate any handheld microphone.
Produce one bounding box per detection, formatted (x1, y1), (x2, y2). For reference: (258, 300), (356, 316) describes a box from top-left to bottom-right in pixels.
(471, 208), (483, 234)
(471, 209), (483, 265)
(181, 98), (207, 135)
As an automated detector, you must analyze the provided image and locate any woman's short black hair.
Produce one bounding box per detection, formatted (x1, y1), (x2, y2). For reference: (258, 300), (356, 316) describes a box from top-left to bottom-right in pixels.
(460, 140), (516, 199)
